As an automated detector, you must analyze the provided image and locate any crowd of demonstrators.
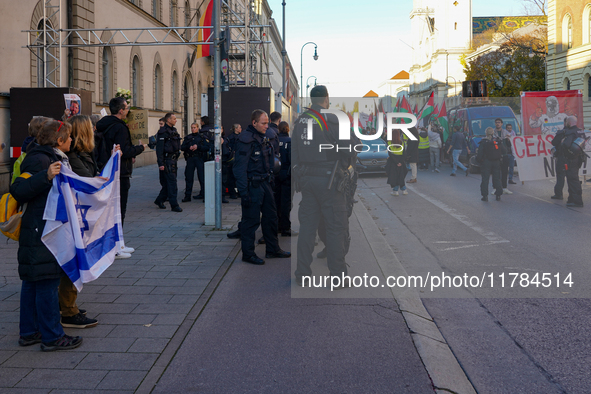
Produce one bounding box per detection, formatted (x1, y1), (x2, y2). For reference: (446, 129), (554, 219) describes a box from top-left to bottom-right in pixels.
(154, 113), (182, 212)
(11, 119), (84, 351)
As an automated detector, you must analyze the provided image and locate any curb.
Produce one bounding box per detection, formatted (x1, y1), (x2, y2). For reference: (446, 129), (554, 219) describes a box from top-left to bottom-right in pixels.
(136, 239), (242, 394)
(353, 196), (477, 394)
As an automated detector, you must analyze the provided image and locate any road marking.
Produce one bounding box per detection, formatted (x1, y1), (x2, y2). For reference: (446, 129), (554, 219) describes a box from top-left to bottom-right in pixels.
(407, 186), (510, 244)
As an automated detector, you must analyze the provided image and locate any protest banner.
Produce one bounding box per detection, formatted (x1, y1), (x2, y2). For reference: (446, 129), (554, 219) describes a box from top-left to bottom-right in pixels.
(521, 91), (584, 136)
(512, 133), (591, 182)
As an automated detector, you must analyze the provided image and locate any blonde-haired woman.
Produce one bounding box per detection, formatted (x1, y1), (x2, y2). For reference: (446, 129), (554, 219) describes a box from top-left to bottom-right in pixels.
(56, 115), (100, 329)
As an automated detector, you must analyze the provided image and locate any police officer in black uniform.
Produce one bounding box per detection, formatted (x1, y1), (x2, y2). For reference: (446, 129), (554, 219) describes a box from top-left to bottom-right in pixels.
(275, 121), (294, 236)
(292, 85), (356, 284)
(225, 123), (242, 199)
(181, 122), (200, 202)
(154, 112), (182, 212)
(192, 116), (214, 200)
(233, 109), (291, 265)
(551, 115), (586, 207)
(476, 127), (504, 201)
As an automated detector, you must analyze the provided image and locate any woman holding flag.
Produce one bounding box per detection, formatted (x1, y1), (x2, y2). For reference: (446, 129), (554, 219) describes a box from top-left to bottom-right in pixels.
(11, 119), (83, 351)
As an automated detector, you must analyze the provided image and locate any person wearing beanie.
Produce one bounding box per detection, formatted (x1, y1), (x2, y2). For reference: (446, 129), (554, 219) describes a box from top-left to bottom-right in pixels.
(476, 127), (504, 201)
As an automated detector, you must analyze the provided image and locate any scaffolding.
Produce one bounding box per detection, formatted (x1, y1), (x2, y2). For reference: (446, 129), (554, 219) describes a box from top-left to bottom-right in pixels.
(24, 0), (270, 88)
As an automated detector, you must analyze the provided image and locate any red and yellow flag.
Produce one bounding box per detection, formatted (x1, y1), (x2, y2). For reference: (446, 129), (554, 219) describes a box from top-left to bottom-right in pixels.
(196, 0), (214, 58)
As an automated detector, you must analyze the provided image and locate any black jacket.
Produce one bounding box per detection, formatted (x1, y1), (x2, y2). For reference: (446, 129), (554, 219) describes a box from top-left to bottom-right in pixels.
(156, 124), (181, 166)
(405, 127), (420, 163)
(67, 150), (97, 177)
(96, 115), (145, 177)
(232, 125), (275, 197)
(10, 145), (64, 282)
(181, 132), (200, 158)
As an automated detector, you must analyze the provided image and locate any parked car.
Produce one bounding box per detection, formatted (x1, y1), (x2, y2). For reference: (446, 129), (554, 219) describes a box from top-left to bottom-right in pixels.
(355, 138), (389, 175)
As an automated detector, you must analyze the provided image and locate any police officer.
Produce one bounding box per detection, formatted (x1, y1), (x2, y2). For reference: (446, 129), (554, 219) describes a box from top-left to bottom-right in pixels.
(233, 110), (291, 265)
(154, 112), (182, 212)
(292, 85), (356, 285)
(275, 121), (295, 236)
(225, 123), (242, 199)
(476, 127), (504, 201)
(181, 122), (201, 202)
(551, 115), (586, 207)
(192, 116), (214, 200)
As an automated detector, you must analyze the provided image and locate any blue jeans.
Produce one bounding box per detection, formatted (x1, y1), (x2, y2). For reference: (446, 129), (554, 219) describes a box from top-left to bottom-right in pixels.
(393, 185), (407, 191)
(508, 154), (515, 180)
(20, 278), (64, 343)
(452, 149), (467, 173)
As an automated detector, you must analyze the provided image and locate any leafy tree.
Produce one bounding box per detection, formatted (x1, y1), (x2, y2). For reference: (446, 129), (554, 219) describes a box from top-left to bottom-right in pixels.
(464, 29), (546, 97)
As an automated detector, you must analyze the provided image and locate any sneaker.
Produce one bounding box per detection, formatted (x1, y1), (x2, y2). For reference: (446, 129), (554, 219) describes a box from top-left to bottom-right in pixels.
(435, 168), (440, 173)
(61, 312), (98, 329)
(41, 334), (83, 352)
(19, 332), (42, 347)
(503, 188), (513, 195)
(407, 178), (417, 183)
(508, 180), (517, 185)
(121, 246), (135, 253)
(450, 173), (456, 177)
(402, 190), (408, 195)
(391, 191), (399, 196)
(115, 252), (131, 259)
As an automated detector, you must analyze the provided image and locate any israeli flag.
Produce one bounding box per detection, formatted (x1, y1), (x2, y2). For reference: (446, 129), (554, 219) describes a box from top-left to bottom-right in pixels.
(42, 152), (123, 291)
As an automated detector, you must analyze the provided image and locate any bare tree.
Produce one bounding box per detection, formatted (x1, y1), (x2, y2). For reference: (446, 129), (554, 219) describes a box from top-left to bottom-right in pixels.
(522, 0), (547, 16)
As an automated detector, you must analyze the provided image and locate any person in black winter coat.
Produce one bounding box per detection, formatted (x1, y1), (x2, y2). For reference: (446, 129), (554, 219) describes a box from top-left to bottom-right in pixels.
(10, 119), (83, 351)
(154, 113), (182, 212)
(275, 121), (294, 235)
(95, 97), (147, 223)
(477, 127), (504, 201)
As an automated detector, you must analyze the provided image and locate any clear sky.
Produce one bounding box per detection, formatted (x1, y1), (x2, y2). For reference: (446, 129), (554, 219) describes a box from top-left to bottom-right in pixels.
(265, 0), (542, 98)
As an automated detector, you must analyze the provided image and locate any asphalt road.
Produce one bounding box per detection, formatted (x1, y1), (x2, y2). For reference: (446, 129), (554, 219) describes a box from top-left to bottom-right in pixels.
(358, 164), (591, 394)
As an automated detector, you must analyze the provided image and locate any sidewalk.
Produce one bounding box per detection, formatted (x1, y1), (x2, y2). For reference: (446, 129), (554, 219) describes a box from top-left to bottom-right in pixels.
(0, 160), (241, 393)
(0, 161), (471, 393)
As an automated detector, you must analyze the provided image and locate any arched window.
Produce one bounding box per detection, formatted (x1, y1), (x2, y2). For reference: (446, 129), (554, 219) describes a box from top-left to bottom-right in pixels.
(563, 77), (571, 90)
(563, 14), (573, 50)
(154, 64), (162, 109)
(185, 0), (190, 26)
(153, 0), (160, 20)
(172, 71), (178, 110)
(132, 56), (141, 107)
(102, 47), (113, 103)
(170, 0), (177, 26)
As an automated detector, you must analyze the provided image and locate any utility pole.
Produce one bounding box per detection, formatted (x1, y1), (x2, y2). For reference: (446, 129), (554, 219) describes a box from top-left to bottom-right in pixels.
(214, 0), (222, 229)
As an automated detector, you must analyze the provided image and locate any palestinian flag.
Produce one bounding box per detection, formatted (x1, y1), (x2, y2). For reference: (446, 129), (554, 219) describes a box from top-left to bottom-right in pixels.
(196, 0), (214, 58)
(393, 96), (400, 112)
(399, 95), (412, 124)
(433, 104), (440, 120)
(438, 100), (450, 142)
(412, 104), (418, 116)
(419, 91), (435, 121)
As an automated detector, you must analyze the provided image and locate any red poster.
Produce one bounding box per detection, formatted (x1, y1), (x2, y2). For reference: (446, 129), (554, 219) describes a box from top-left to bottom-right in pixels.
(520, 90), (584, 136)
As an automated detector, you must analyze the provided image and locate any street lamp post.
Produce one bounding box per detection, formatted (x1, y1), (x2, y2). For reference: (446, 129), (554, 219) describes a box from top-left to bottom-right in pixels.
(306, 76), (317, 106)
(300, 42), (318, 112)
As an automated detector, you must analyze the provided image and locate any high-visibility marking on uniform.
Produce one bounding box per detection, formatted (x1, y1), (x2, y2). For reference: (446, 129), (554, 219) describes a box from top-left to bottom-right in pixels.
(306, 108), (327, 132)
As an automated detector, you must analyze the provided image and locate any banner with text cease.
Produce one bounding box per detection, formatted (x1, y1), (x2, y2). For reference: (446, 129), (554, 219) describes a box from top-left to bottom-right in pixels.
(512, 134), (590, 182)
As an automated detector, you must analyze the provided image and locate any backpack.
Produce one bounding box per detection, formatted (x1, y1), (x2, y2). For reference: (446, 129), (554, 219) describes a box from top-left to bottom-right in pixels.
(1, 173), (32, 241)
(561, 129), (587, 159)
(11, 153), (26, 184)
(148, 135), (157, 150)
